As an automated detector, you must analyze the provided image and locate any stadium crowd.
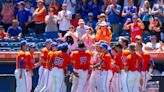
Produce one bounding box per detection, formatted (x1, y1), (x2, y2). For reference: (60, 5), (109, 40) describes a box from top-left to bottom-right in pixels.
(0, 0), (163, 52)
(0, 0), (164, 92)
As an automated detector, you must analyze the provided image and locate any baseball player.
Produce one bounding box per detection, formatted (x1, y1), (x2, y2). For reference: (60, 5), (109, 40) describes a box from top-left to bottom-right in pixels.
(15, 40), (28, 92)
(99, 42), (113, 92)
(125, 43), (142, 92)
(50, 43), (71, 92)
(136, 42), (155, 92)
(34, 39), (52, 92)
(71, 41), (91, 92)
(111, 46), (120, 92)
(40, 42), (58, 92)
(88, 42), (102, 92)
(114, 43), (130, 92)
(25, 43), (39, 92)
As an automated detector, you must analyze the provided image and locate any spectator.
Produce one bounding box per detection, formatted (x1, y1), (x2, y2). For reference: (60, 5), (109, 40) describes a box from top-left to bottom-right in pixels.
(58, 3), (72, 38)
(138, 0), (153, 33)
(144, 35), (161, 52)
(95, 13), (110, 30)
(124, 15), (145, 42)
(75, 0), (82, 13)
(103, 0), (111, 10)
(25, 1), (35, 14)
(75, 19), (89, 40)
(71, 13), (81, 27)
(95, 21), (112, 45)
(86, 12), (96, 31)
(81, 0), (93, 19)
(45, 8), (58, 40)
(122, 0), (137, 24)
(16, 1), (32, 35)
(0, 25), (7, 39)
(62, 25), (78, 50)
(149, 17), (162, 41)
(92, 0), (102, 19)
(156, 41), (164, 52)
(105, 0), (122, 33)
(82, 27), (95, 50)
(49, 0), (60, 15)
(33, 0), (46, 37)
(0, 2), (15, 31)
(64, 0), (76, 16)
(151, 0), (164, 41)
(7, 19), (22, 39)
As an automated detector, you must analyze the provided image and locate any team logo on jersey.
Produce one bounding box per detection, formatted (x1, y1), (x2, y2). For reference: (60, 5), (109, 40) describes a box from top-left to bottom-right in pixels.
(121, 56), (127, 65)
(54, 57), (64, 66)
(80, 57), (87, 65)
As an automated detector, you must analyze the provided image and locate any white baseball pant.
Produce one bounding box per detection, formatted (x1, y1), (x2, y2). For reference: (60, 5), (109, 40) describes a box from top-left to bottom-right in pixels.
(127, 71), (140, 92)
(34, 66), (45, 92)
(25, 71), (32, 92)
(15, 69), (27, 92)
(100, 70), (113, 92)
(111, 73), (120, 92)
(71, 69), (88, 92)
(120, 70), (128, 92)
(51, 67), (66, 92)
(141, 71), (148, 92)
(88, 70), (102, 92)
(40, 68), (50, 92)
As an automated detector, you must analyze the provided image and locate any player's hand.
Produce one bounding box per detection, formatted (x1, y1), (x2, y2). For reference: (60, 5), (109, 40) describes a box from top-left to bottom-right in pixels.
(69, 74), (73, 83)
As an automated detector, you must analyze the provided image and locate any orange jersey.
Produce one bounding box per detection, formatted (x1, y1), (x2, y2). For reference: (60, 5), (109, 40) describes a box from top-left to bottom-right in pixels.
(95, 28), (112, 45)
(25, 52), (35, 70)
(33, 7), (46, 23)
(51, 51), (71, 71)
(129, 23), (143, 42)
(100, 53), (112, 70)
(126, 52), (142, 71)
(40, 47), (49, 68)
(46, 51), (54, 70)
(112, 57), (119, 73)
(16, 51), (27, 69)
(114, 50), (130, 70)
(71, 50), (91, 70)
(141, 52), (151, 71)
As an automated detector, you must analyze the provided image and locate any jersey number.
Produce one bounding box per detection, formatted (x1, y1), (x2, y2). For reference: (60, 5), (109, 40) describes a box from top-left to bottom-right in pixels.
(80, 57), (87, 65)
(54, 57), (64, 66)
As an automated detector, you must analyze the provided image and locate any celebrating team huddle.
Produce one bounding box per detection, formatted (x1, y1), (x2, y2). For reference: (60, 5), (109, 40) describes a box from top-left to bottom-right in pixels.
(15, 38), (154, 92)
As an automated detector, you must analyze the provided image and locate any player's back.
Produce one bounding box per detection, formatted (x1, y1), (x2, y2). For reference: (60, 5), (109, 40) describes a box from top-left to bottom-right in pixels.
(71, 50), (91, 70)
(51, 51), (71, 70)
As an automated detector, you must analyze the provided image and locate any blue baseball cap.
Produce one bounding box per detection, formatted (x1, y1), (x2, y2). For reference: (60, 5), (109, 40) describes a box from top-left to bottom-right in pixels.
(20, 40), (28, 46)
(132, 15), (138, 19)
(57, 44), (62, 50)
(17, 1), (25, 5)
(51, 42), (57, 47)
(61, 42), (69, 50)
(29, 43), (36, 48)
(45, 39), (53, 44)
(55, 38), (63, 43)
(100, 43), (108, 49)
